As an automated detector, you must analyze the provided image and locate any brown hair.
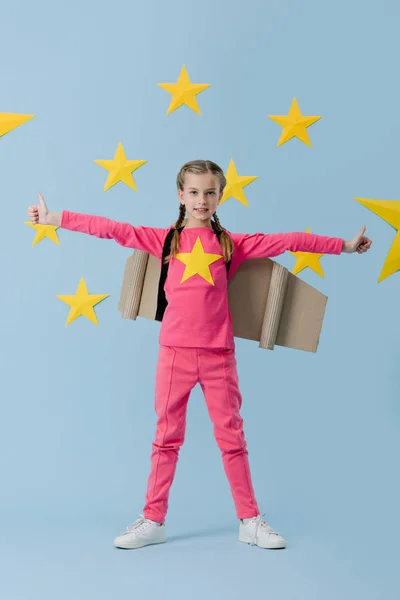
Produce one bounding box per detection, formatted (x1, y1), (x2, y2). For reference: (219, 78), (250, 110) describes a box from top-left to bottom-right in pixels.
(165, 160), (234, 264)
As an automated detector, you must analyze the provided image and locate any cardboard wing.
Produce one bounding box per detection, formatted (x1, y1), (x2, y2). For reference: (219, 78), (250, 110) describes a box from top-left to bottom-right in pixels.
(118, 250), (328, 352)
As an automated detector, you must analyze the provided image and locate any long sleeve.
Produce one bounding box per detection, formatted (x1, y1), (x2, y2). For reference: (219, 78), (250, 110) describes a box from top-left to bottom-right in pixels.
(60, 210), (168, 258)
(230, 230), (344, 268)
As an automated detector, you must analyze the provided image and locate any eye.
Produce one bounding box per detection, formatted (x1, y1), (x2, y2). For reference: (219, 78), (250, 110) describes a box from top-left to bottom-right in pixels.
(208, 191), (215, 195)
(190, 191), (197, 195)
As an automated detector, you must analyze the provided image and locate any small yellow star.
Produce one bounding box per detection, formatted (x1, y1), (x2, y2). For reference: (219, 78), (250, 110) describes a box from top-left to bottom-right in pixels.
(289, 227), (325, 277)
(0, 112), (35, 137)
(268, 98), (322, 147)
(25, 222), (60, 247)
(355, 197), (400, 282)
(94, 142), (147, 191)
(57, 277), (109, 326)
(158, 65), (211, 115)
(219, 159), (258, 207)
(176, 237), (223, 284)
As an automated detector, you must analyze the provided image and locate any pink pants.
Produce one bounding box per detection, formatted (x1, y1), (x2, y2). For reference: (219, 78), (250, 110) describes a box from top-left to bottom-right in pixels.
(143, 345), (260, 523)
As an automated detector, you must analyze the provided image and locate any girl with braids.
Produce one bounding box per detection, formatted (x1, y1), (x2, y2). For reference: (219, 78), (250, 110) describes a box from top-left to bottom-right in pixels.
(27, 160), (371, 551)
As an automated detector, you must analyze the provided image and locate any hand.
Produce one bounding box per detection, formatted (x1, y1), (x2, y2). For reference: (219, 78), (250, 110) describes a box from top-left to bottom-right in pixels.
(343, 226), (372, 254)
(27, 193), (60, 226)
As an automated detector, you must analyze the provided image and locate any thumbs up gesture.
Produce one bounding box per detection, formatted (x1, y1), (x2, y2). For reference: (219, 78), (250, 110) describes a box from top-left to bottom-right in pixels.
(342, 226), (372, 254)
(27, 193), (60, 227)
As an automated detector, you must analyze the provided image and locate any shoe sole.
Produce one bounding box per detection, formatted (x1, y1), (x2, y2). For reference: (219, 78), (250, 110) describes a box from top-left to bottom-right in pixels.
(114, 536), (166, 550)
(239, 534), (286, 549)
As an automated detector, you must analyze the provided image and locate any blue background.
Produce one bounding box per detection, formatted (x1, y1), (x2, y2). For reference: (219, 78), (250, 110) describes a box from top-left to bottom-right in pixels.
(1, 0), (399, 598)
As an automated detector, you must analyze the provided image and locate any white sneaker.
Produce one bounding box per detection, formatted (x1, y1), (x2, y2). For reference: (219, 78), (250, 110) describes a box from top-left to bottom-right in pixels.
(239, 514), (287, 549)
(113, 514), (166, 549)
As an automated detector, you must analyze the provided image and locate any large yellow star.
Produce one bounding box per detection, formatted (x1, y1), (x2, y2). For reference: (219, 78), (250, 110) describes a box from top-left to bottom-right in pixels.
(0, 112), (35, 137)
(219, 159), (258, 207)
(176, 237), (223, 284)
(158, 65), (211, 115)
(268, 98), (322, 147)
(57, 277), (109, 326)
(25, 222), (60, 247)
(355, 197), (400, 282)
(289, 227), (325, 277)
(94, 142), (147, 191)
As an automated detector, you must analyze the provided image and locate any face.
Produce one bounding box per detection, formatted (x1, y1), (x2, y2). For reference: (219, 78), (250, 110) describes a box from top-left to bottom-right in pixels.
(178, 172), (223, 226)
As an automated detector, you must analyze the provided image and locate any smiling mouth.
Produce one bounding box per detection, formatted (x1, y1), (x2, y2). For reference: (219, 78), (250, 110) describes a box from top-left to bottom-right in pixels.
(195, 208), (208, 212)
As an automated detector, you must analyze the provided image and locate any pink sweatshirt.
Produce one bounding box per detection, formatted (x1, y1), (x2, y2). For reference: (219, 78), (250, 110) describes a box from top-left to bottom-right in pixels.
(61, 211), (343, 349)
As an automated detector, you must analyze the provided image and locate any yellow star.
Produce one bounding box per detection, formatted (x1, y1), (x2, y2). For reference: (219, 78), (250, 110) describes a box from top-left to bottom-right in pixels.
(25, 222), (60, 247)
(0, 112), (35, 137)
(158, 65), (211, 115)
(94, 142), (147, 191)
(219, 159), (258, 207)
(268, 98), (322, 147)
(176, 237), (223, 284)
(355, 197), (400, 282)
(289, 227), (325, 277)
(57, 277), (109, 326)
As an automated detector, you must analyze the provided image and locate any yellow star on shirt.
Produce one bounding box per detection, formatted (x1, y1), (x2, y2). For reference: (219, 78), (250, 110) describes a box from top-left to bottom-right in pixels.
(94, 142), (147, 191)
(57, 277), (109, 326)
(0, 112), (35, 137)
(219, 159), (258, 207)
(268, 98), (322, 147)
(176, 237), (223, 284)
(158, 65), (211, 115)
(289, 227), (325, 277)
(355, 197), (400, 282)
(25, 222), (60, 247)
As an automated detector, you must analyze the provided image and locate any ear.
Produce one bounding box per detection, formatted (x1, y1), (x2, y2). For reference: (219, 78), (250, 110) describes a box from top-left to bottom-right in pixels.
(178, 189), (185, 203)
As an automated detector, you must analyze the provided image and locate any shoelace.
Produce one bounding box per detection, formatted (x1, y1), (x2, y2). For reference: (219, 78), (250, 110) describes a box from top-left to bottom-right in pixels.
(124, 514), (150, 535)
(250, 514), (278, 546)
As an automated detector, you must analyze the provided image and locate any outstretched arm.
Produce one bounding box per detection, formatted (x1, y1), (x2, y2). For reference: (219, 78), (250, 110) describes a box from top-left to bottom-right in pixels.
(27, 193), (167, 258)
(230, 226), (372, 263)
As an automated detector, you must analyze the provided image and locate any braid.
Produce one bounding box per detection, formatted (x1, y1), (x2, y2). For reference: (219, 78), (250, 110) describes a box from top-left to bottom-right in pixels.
(212, 212), (223, 231)
(164, 204), (186, 263)
(175, 203), (186, 228)
(213, 211), (234, 263)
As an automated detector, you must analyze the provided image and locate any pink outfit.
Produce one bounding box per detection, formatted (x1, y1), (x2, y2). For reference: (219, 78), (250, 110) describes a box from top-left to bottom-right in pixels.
(61, 210), (344, 521)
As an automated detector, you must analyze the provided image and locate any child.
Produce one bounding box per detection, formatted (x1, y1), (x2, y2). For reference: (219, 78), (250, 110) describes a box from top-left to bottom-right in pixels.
(27, 160), (372, 550)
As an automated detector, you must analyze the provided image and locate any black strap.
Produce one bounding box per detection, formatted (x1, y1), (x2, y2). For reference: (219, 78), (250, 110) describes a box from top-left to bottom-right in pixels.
(155, 224), (231, 322)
